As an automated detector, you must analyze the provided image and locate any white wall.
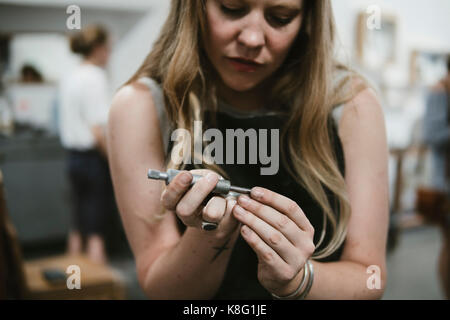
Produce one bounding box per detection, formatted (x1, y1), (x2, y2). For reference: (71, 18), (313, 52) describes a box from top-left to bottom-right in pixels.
(109, 0), (450, 90)
(108, 2), (170, 90)
(333, 0), (450, 84)
(331, 0), (450, 210)
(0, 0), (170, 90)
(3, 0), (449, 91)
(10, 33), (80, 82)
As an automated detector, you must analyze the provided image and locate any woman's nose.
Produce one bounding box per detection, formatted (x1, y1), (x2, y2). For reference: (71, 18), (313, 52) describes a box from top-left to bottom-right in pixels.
(237, 23), (266, 50)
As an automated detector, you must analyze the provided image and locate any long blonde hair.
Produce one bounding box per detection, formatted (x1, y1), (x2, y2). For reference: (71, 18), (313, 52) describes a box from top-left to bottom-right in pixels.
(126, 0), (366, 260)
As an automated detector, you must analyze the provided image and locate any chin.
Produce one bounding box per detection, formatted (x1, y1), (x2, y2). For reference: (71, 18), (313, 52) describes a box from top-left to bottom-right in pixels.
(221, 74), (262, 92)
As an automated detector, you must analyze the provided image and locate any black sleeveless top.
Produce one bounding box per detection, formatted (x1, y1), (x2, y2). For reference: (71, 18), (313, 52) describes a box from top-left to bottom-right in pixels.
(167, 102), (346, 300)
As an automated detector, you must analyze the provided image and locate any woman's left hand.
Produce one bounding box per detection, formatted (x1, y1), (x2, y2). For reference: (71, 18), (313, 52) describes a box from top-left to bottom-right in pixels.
(232, 187), (316, 296)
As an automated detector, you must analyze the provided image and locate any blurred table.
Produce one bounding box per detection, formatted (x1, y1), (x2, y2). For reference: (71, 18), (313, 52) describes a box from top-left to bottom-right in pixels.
(24, 254), (125, 300)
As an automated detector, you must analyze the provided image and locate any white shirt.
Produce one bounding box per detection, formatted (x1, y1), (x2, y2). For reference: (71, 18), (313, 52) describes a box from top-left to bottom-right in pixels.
(58, 64), (111, 151)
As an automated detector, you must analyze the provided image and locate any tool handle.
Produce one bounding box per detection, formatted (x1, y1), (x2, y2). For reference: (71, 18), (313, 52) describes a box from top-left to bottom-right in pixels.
(167, 169), (231, 194)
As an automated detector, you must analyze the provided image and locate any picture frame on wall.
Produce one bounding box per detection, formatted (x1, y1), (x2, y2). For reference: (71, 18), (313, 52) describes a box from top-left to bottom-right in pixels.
(356, 10), (397, 71)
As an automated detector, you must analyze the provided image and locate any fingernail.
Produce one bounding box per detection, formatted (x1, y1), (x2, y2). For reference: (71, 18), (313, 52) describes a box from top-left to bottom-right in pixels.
(239, 196), (250, 205)
(234, 205), (246, 216)
(180, 172), (191, 185)
(227, 199), (237, 208)
(241, 226), (249, 235)
(206, 172), (217, 182)
(251, 188), (264, 199)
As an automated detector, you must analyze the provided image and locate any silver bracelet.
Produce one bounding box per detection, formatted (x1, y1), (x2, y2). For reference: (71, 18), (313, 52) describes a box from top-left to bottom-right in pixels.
(271, 260), (310, 300)
(297, 259), (314, 300)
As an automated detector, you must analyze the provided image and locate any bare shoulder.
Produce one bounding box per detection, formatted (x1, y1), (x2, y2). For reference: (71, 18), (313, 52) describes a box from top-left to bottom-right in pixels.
(108, 80), (164, 145)
(345, 86), (381, 114)
(107, 79), (166, 169)
(109, 81), (158, 120)
(337, 86), (386, 145)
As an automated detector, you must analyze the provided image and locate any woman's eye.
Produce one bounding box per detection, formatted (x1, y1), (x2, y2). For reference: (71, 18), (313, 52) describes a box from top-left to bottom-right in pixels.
(268, 15), (294, 27)
(220, 4), (246, 17)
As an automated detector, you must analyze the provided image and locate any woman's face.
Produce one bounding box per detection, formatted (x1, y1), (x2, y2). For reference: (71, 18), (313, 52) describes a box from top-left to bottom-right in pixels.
(203, 0), (304, 92)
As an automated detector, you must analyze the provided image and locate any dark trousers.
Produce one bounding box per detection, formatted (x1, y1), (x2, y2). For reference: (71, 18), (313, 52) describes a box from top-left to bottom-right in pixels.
(67, 149), (113, 237)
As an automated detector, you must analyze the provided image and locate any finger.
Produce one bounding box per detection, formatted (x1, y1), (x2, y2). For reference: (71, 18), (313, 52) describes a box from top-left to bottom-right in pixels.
(190, 170), (223, 207)
(190, 169), (222, 178)
(175, 172), (219, 225)
(237, 195), (305, 248)
(218, 197), (240, 234)
(240, 225), (296, 283)
(233, 204), (303, 267)
(160, 171), (193, 211)
(250, 187), (315, 236)
(202, 196), (226, 224)
(201, 193), (215, 207)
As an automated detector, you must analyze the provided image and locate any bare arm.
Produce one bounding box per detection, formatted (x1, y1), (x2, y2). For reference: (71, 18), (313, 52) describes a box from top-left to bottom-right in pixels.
(107, 82), (239, 299)
(306, 87), (389, 299)
(231, 87), (389, 299)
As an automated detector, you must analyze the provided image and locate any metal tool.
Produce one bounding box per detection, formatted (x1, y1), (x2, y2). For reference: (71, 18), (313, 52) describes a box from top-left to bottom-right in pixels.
(148, 169), (251, 231)
(148, 169), (251, 195)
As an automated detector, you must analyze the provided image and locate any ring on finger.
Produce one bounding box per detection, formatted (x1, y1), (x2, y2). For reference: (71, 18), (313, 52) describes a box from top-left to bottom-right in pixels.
(201, 220), (219, 231)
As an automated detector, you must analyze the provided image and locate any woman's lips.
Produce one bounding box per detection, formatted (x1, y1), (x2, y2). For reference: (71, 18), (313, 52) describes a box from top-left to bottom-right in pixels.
(227, 57), (262, 73)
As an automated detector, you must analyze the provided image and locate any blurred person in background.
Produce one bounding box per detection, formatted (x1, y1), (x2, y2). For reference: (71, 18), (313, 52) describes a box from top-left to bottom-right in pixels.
(423, 55), (450, 299)
(20, 64), (43, 83)
(58, 24), (112, 264)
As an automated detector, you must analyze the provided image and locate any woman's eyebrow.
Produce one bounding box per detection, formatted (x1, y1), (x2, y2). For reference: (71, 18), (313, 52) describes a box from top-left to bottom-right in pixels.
(269, 4), (302, 13)
(239, 0), (302, 10)
(270, 5), (302, 13)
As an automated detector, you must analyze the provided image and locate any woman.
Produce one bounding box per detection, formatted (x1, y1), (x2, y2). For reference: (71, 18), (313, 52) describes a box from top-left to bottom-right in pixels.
(59, 24), (112, 264)
(108, 0), (389, 299)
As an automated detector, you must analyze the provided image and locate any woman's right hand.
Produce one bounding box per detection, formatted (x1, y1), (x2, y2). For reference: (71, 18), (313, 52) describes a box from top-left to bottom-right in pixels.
(160, 169), (240, 238)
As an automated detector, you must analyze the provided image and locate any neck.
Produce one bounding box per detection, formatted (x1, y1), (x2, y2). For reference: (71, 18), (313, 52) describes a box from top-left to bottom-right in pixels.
(216, 79), (269, 111)
(83, 56), (104, 68)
